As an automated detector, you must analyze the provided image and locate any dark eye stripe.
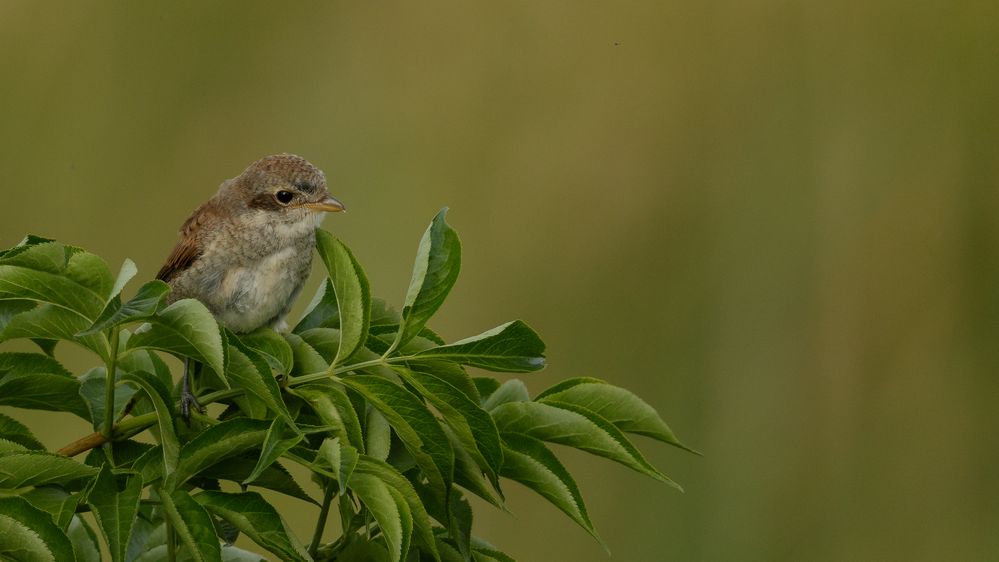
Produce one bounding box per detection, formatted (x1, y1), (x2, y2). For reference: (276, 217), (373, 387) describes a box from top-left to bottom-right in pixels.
(248, 192), (283, 211)
(294, 180), (316, 194)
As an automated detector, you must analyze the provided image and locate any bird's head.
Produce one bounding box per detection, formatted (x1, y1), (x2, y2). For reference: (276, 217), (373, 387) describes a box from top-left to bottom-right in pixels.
(227, 153), (345, 228)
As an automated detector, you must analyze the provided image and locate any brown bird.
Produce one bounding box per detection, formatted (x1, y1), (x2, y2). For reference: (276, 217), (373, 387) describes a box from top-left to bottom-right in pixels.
(157, 153), (345, 414)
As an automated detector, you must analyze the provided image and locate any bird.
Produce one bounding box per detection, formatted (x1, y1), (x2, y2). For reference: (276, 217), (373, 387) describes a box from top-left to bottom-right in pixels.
(156, 153), (345, 416)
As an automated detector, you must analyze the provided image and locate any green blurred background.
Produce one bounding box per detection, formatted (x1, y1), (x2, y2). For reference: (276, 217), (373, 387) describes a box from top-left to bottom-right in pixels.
(2, 2), (998, 560)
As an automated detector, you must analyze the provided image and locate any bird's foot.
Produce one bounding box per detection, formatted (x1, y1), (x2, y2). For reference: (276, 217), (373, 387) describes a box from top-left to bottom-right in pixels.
(180, 356), (205, 423)
(180, 390), (205, 423)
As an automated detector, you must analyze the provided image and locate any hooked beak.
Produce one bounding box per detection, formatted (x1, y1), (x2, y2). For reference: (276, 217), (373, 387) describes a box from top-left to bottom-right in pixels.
(303, 194), (346, 213)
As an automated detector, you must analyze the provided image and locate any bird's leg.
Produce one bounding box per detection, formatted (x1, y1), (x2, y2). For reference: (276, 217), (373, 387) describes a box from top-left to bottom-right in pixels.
(180, 357), (205, 421)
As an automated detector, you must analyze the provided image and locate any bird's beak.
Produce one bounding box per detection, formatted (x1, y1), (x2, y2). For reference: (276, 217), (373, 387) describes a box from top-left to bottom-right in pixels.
(303, 194), (346, 213)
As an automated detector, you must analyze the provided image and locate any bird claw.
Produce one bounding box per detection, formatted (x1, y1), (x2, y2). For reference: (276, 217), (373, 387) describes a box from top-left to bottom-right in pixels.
(180, 357), (205, 423)
(180, 387), (205, 423)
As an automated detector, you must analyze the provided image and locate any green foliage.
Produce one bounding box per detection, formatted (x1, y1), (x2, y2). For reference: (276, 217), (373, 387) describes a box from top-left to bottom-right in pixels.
(84, 466), (143, 562)
(0, 211), (694, 561)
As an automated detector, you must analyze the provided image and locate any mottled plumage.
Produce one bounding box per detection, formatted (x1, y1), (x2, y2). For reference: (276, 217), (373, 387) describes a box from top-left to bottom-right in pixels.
(157, 153), (344, 333)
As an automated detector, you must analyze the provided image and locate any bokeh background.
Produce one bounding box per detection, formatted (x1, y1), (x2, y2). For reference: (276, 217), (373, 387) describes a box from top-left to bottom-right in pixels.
(2, 2), (998, 560)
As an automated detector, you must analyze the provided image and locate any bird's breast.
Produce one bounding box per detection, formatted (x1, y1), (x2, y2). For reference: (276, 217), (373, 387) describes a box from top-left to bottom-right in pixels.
(214, 245), (309, 333)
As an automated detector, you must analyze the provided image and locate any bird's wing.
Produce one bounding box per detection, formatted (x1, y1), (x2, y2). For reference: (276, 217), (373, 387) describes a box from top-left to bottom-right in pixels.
(155, 201), (218, 282)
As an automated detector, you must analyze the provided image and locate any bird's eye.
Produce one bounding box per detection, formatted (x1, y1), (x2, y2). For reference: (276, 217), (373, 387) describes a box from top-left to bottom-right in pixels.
(275, 191), (294, 205)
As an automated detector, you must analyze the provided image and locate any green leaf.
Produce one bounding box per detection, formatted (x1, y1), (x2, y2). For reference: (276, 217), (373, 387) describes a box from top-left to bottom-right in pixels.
(391, 208), (461, 351)
(0, 353), (73, 378)
(22, 486), (79, 530)
(195, 491), (312, 562)
(481, 380), (530, 412)
(80, 280), (170, 336)
(2, 304), (110, 361)
(472, 378), (501, 404)
(32, 336), (58, 358)
(353, 457), (439, 561)
(282, 333), (328, 376)
(64, 250), (114, 299)
(68, 515), (102, 562)
(0, 244), (113, 354)
(387, 485), (414, 560)
(224, 333), (295, 426)
(79, 367), (137, 432)
(336, 541), (391, 562)
(231, 391), (269, 421)
(341, 375), (454, 506)
(292, 384), (364, 452)
(406, 360), (480, 403)
(160, 488), (223, 562)
(296, 327), (340, 365)
(470, 537), (517, 562)
(0, 249), (106, 318)
(369, 297), (401, 328)
(122, 370), (180, 476)
(0, 246), (113, 348)
(295, 278), (339, 334)
(449, 429), (504, 509)
(84, 466), (142, 562)
(317, 438), (358, 494)
(499, 434), (599, 542)
(337, 494), (355, 538)
(436, 537), (464, 562)
(168, 419), (271, 489)
(109, 258), (138, 299)
(315, 230), (371, 365)
(134, 445), (166, 485)
(83, 439), (154, 471)
(0, 414), (45, 450)
(0, 496), (76, 562)
(412, 321), (545, 373)
(125, 503), (164, 560)
(0, 299), (35, 332)
(236, 328), (294, 375)
(133, 546), (169, 562)
(365, 408), (391, 462)
(396, 367), (502, 488)
(348, 471), (410, 562)
(133, 536), (262, 562)
(536, 378), (698, 453)
(219, 545), (269, 561)
(0, 353), (90, 419)
(199, 457), (317, 506)
(314, 439), (342, 478)
(491, 401), (680, 489)
(0, 450), (97, 489)
(116, 344), (174, 395)
(0, 438), (27, 453)
(313, 337), (397, 379)
(447, 491), (473, 561)
(127, 299), (226, 383)
(0, 373), (91, 421)
(0, 239), (65, 272)
(243, 417), (302, 487)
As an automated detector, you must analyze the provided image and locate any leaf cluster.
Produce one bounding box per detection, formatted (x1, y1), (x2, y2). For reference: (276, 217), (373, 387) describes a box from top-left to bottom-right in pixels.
(0, 210), (694, 561)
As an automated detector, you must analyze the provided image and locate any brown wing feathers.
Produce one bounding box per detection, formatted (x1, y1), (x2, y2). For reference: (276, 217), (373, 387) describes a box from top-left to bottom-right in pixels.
(155, 238), (201, 282)
(155, 201), (217, 282)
